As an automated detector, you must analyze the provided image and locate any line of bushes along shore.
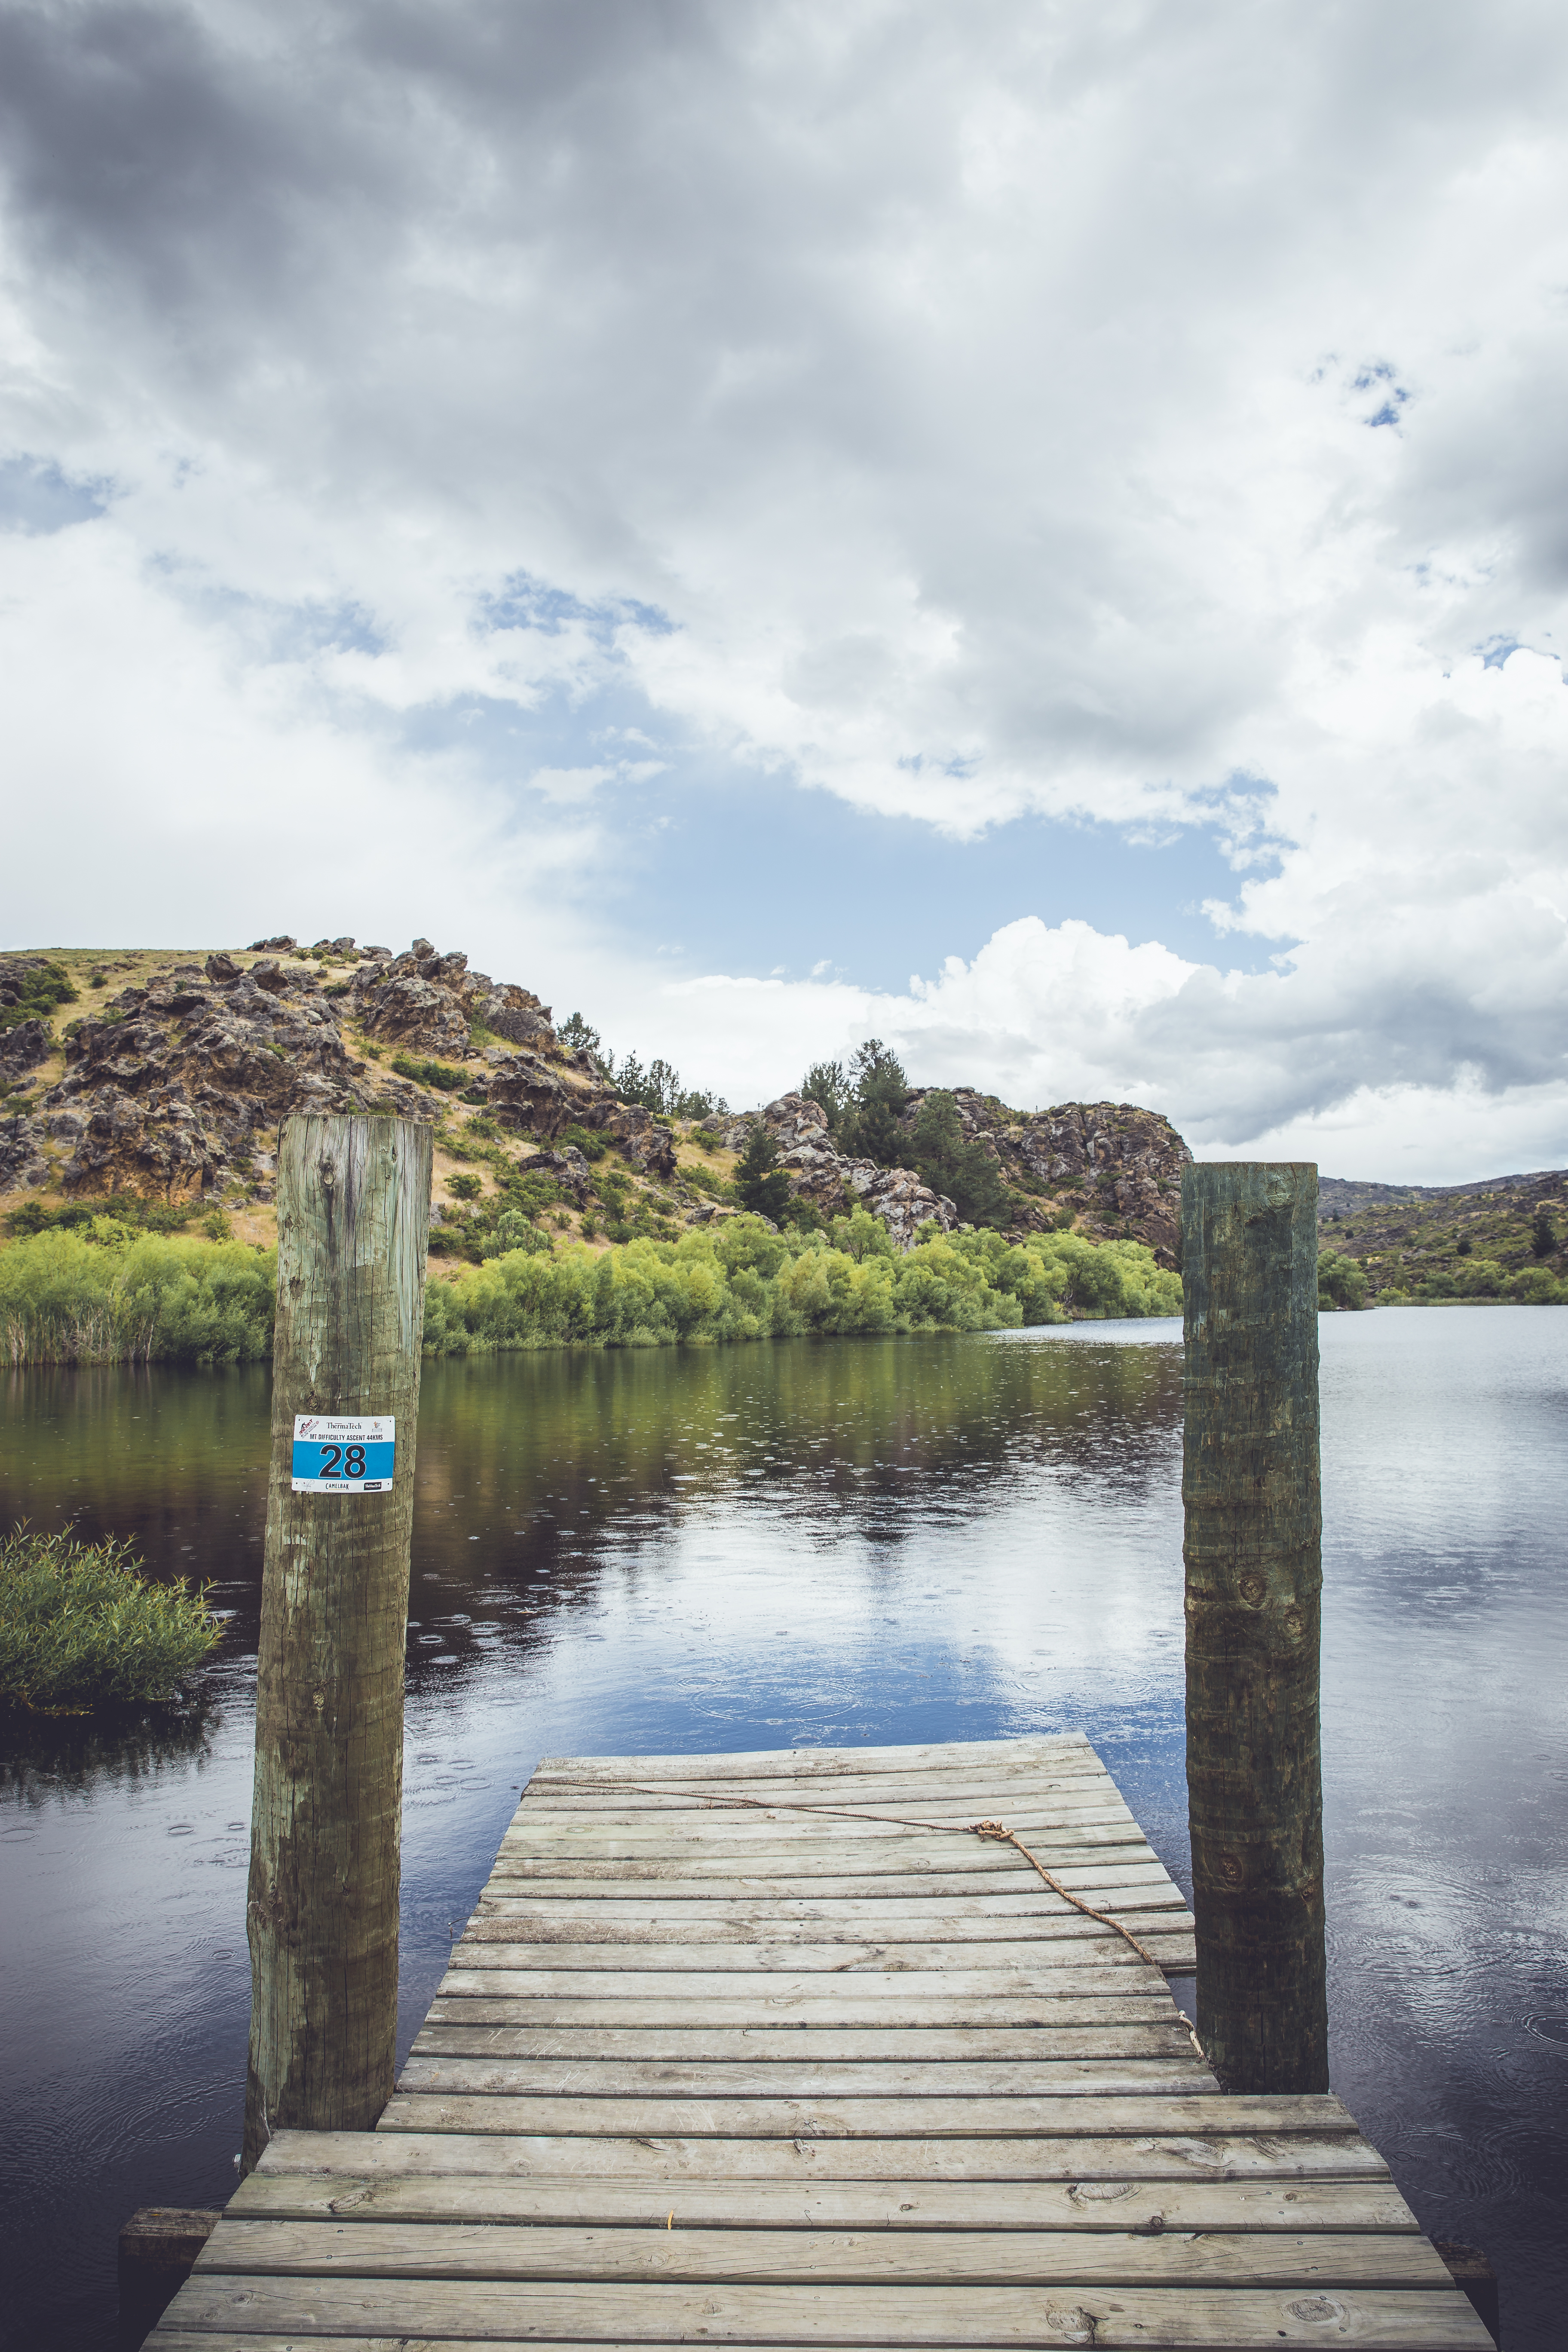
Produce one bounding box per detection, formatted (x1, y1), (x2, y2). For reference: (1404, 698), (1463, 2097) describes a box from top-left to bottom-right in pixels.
(0, 1209), (1182, 1365)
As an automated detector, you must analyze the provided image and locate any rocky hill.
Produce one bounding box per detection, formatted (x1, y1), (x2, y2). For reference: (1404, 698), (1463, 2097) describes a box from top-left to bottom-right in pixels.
(719, 1091), (1189, 1263)
(1, 937), (1191, 1263)
(1318, 1166), (1568, 1298)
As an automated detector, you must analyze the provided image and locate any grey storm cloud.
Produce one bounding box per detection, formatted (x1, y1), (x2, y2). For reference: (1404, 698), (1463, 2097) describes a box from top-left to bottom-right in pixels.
(1, 0), (1567, 1171)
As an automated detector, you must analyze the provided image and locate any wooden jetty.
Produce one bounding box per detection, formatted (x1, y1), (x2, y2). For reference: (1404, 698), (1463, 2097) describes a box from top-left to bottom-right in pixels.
(149, 1733), (1491, 2348)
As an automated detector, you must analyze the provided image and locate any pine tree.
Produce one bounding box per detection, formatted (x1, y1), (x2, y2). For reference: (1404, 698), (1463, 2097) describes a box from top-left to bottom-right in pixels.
(735, 1124), (793, 1222)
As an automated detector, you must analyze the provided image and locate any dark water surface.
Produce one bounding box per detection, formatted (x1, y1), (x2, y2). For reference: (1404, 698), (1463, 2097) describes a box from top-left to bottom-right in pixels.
(1, 1311), (1564, 2348)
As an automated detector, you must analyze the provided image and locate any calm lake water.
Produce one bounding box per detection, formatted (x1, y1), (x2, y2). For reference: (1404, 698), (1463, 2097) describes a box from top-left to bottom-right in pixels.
(1, 1310), (1565, 2349)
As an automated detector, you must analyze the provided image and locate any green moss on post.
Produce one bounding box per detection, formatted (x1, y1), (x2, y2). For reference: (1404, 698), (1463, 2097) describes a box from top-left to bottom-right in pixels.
(1181, 1161), (1329, 2094)
(242, 1115), (432, 2173)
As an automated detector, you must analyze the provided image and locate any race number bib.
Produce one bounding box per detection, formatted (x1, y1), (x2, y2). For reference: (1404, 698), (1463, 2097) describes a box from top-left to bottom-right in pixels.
(291, 1414), (396, 1494)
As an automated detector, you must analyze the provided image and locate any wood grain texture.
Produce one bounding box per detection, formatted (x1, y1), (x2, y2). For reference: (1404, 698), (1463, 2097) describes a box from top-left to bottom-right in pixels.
(230, 2171), (1416, 2232)
(147, 2277), (1492, 2346)
(1181, 1162), (1329, 2098)
(196, 2217), (1451, 2287)
(153, 1738), (1476, 2349)
(243, 1115), (432, 2174)
(253, 2123), (1391, 2182)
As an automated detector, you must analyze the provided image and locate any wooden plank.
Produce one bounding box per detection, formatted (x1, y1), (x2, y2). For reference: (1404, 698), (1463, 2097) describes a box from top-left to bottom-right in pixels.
(530, 1734), (1100, 1777)
(514, 1787), (1142, 1825)
(147, 2276), (1495, 2345)
(462, 1904), (1194, 1942)
(478, 1870), (1188, 1905)
(394, 2057), (1217, 2098)
(421, 1994), (1185, 2028)
(487, 1847), (1167, 1880)
(254, 2125), (1393, 2183)
(230, 2169), (1421, 2233)
(198, 2217), (1453, 2288)
(149, 1739), (1465, 2352)
(435, 1963), (1184, 2002)
(471, 1890), (1179, 1923)
(409, 2024), (1202, 2061)
(514, 1788), (1136, 1822)
(495, 1822), (1173, 1859)
(446, 1939), (1193, 1975)
(379, 2090), (1367, 2137)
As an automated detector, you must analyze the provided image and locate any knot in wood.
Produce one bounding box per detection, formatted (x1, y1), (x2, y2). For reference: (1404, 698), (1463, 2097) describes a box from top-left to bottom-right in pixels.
(1218, 1853), (1245, 1885)
(1238, 1572), (1266, 1607)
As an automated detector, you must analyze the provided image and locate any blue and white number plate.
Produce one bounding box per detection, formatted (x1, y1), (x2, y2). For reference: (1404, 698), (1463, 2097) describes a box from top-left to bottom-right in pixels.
(291, 1413), (396, 1494)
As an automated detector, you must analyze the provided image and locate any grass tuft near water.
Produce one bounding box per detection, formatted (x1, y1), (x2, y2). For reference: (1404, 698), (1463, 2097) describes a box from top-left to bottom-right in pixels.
(0, 1526), (225, 1712)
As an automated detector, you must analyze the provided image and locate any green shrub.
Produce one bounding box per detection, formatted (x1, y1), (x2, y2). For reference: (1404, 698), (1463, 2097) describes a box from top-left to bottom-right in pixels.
(391, 1051), (468, 1092)
(561, 1122), (609, 1162)
(0, 958), (77, 1031)
(1318, 1250), (1369, 1311)
(6, 1192), (195, 1240)
(420, 1217), (1180, 1354)
(0, 1526), (224, 1710)
(0, 1231), (276, 1363)
(446, 1172), (483, 1200)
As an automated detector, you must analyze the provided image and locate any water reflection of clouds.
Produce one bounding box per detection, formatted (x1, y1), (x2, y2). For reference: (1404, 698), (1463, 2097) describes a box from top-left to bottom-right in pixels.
(6, 1314), (1568, 2343)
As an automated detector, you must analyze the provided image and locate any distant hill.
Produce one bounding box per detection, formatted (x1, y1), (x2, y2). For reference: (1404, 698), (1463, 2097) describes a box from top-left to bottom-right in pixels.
(1318, 1167), (1568, 1299)
(0, 938), (1190, 1265)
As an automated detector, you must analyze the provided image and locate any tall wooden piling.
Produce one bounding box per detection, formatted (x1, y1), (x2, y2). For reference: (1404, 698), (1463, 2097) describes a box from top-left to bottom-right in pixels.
(242, 1114), (432, 2173)
(1181, 1161), (1329, 2095)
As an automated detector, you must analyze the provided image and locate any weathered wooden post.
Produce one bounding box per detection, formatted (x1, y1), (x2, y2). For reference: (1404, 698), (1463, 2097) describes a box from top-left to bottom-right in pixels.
(1181, 1161), (1329, 2093)
(242, 1114), (432, 2172)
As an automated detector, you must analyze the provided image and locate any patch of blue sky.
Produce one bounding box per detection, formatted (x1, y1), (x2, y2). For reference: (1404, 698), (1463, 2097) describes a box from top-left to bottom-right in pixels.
(477, 570), (677, 642)
(404, 684), (1287, 992)
(0, 455), (110, 534)
(590, 767), (1285, 990)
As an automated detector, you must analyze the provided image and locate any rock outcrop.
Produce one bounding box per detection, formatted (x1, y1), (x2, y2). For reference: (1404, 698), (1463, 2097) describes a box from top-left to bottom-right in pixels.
(712, 1095), (962, 1249)
(348, 946), (555, 1057)
(19, 961), (438, 1201)
(707, 1088), (1189, 1262)
(0, 1018), (52, 1080)
(1, 932), (1191, 1266)
(2, 939), (673, 1207)
(897, 1090), (1190, 1265)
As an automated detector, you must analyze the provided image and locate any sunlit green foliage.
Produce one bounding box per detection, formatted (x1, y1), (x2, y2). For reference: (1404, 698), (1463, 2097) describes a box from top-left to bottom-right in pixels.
(1317, 1250), (1369, 1311)
(0, 1230), (277, 1363)
(421, 1217), (1181, 1353)
(0, 1525), (223, 1710)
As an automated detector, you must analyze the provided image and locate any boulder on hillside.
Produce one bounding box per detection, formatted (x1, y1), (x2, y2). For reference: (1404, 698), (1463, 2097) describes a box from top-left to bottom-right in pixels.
(348, 941), (556, 1059)
(247, 934), (296, 952)
(0, 1115), (50, 1192)
(0, 1018), (52, 1078)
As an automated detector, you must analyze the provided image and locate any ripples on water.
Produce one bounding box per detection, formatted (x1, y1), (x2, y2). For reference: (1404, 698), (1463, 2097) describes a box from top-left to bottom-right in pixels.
(1, 1310), (1564, 2346)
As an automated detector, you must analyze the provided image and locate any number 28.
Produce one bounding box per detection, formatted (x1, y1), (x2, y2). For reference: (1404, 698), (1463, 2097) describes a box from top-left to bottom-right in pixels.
(318, 1444), (368, 1477)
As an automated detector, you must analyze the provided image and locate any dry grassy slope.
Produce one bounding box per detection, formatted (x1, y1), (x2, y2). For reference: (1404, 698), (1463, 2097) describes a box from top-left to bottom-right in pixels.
(5, 944), (1184, 1267)
(0, 946), (736, 1266)
(1317, 1168), (1568, 1294)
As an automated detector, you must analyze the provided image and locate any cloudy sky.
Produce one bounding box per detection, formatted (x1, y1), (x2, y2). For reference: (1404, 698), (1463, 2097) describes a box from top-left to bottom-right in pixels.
(2, 0), (1566, 1179)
